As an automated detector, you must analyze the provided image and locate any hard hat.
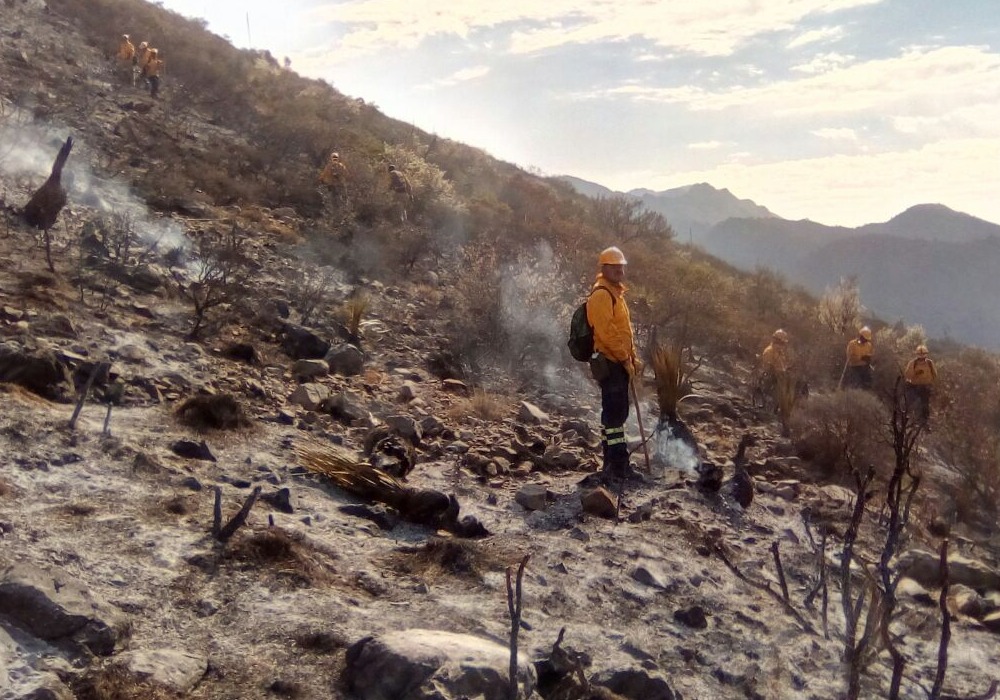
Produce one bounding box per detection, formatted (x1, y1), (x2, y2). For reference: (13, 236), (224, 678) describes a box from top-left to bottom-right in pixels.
(598, 246), (627, 266)
(916, 345), (929, 356)
(123, 34), (130, 39)
(773, 329), (789, 343)
(331, 152), (340, 159)
(139, 41), (148, 48)
(387, 163), (396, 171)
(859, 326), (872, 341)
(150, 49), (158, 55)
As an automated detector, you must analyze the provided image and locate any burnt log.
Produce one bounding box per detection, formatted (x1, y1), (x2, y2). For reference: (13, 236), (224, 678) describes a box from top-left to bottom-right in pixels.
(24, 137), (73, 231)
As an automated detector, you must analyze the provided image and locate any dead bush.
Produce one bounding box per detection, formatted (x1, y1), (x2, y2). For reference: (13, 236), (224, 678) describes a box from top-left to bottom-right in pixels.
(789, 390), (890, 481)
(176, 393), (251, 431)
(71, 664), (179, 700)
(267, 680), (304, 698)
(447, 389), (508, 422)
(226, 529), (334, 588)
(388, 537), (499, 582)
(294, 630), (348, 654)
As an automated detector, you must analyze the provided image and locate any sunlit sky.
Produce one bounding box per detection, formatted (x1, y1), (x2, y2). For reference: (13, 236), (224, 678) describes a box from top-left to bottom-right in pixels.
(156, 0), (1000, 226)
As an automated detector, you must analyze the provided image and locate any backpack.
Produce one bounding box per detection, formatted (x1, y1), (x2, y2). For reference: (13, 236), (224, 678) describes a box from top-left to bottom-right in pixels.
(567, 288), (615, 361)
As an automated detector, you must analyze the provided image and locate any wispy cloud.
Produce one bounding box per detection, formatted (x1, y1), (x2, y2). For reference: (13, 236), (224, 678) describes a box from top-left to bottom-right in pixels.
(416, 65), (491, 91)
(309, 0), (884, 60)
(787, 25), (845, 50)
(812, 127), (858, 140)
(688, 140), (726, 150)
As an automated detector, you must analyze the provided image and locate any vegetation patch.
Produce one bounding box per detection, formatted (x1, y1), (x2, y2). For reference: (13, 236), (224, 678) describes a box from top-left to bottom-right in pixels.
(387, 537), (505, 582)
(225, 529), (335, 588)
(176, 393), (251, 431)
(72, 664), (179, 700)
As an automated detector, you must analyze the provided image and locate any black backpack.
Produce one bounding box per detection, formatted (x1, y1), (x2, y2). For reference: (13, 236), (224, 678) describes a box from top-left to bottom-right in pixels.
(567, 288), (615, 361)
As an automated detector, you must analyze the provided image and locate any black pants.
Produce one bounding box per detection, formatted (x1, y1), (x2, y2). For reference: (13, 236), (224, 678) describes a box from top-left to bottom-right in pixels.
(149, 75), (161, 98)
(844, 364), (873, 390)
(599, 360), (630, 472)
(905, 384), (932, 421)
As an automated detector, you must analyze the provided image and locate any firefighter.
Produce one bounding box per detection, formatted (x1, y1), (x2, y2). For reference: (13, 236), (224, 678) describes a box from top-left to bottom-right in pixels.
(904, 345), (937, 424)
(143, 49), (165, 99)
(116, 34), (135, 82)
(586, 246), (643, 483)
(843, 326), (874, 390)
(133, 41), (151, 87)
(318, 152), (349, 205)
(387, 164), (412, 223)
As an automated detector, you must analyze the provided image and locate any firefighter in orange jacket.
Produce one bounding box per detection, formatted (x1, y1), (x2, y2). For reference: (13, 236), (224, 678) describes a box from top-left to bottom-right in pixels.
(143, 49), (165, 99)
(904, 345), (937, 423)
(586, 246), (642, 482)
(116, 34), (135, 62)
(844, 326), (874, 390)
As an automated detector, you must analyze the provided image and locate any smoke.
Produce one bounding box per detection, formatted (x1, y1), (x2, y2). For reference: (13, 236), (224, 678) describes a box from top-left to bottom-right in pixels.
(654, 424), (700, 474)
(0, 116), (189, 253)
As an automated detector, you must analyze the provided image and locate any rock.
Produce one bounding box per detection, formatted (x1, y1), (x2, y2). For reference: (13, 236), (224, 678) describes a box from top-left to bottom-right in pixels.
(673, 605), (708, 629)
(898, 549), (1000, 591)
(0, 306), (22, 322)
(897, 577), (936, 607)
(117, 648), (208, 693)
(260, 488), (294, 514)
(282, 324), (330, 360)
(441, 378), (469, 395)
(560, 419), (594, 442)
(581, 487), (617, 519)
(592, 668), (678, 700)
(221, 342), (259, 365)
(344, 629), (534, 700)
(384, 415), (422, 443)
(0, 625), (74, 700)
(542, 445), (580, 470)
(0, 342), (74, 400)
(518, 401), (549, 425)
(420, 415), (445, 438)
(291, 358), (329, 380)
(516, 484), (549, 511)
(170, 440), (216, 462)
(114, 344), (147, 364)
(339, 504), (400, 531)
(982, 611), (1000, 633)
(0, 563), (124, 656)
(632, 562), (669, 589)
(950, 584), (989, 618)
(398, 380), (419, 402)
(325, 344), (364, 376)
(32, 314), (77, 339)
(327, 391), (369, 424)
(289, 383), (330, 412)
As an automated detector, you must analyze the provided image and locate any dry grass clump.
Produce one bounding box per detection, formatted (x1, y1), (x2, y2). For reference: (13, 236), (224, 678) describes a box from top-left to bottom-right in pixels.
(72, 664), (179, 700)
(175, 393), (251, 431)
(387, 537), (500, 582)
(294, 630), (348, 654)
(447, 389), (508, 422)
(226, 529), (335, 588)
(651, 342), (685, 421)
(0, 477), (14, 498)
(267, 679), (304, 698)
(342, 293), (370, 339)
(63, 502), (97, 517)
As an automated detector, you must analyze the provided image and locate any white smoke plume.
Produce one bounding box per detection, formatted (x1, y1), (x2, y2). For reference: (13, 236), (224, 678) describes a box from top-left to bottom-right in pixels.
(654, 423), (700, 474)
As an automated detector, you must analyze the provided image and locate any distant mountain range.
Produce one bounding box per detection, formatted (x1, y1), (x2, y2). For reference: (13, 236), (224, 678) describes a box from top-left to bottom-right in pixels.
(558, 177), (1000, 347)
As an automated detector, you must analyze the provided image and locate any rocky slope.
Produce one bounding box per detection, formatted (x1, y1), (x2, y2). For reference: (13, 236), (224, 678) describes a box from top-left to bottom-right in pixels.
(2, 3), (1000, 700)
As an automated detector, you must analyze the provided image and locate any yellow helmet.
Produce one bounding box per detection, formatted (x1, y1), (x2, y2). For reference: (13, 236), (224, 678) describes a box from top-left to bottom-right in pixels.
(598, 246), (627, 266)
(859, 326), (872, 341)
(773, 329), (789, 343)
(916, 345), (929, 356)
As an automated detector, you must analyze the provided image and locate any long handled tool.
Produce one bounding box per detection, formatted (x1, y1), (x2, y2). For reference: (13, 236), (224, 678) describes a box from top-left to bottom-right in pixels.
(837, 358), (849, 390)
(630, 378), (652, 474)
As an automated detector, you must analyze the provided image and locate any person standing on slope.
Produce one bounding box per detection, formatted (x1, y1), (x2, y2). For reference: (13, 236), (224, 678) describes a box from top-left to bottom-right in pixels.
(903, 344), (937, 425)
(843, 326), (874, 390)
(587, 246), (643, 483)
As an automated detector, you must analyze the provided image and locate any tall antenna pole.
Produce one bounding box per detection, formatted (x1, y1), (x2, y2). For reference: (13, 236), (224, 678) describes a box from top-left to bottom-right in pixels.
(246, 12), (252, 47)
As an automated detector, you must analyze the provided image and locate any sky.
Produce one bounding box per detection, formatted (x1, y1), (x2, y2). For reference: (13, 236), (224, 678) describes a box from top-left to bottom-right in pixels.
(156, 0), (1000, 227)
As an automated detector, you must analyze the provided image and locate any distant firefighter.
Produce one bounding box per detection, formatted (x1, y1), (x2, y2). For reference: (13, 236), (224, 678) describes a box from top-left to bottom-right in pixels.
(116, 34), (135, 62)
(142, 49), (165, 99)
(133, 41), (151, 87)
(842, 326), (874, 390)
(318, 151), (349, 204)
(387, 163), (412, 223)
(904, 344), (937, 424)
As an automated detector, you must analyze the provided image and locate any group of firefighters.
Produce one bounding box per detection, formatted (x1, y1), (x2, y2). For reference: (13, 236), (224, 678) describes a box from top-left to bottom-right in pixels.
(318, 152), (413, 222)
(583, 246), (938, 485)
(115, 34), (165, 99)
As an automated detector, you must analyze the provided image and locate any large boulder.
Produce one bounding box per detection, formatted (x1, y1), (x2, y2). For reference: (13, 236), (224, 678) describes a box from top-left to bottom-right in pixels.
(897, 550), (1000, 592)
(344, 629), (535, 700)
(117, 648), (208, 693)
(281, 325), (330, 360)
(0, 342), (73, 401)
(325, 344), (364, 376)
(0, 564), (125, 656)
(593, 668), (678, 700)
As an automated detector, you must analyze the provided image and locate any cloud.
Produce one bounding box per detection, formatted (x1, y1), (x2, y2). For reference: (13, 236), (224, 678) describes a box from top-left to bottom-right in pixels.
(811, 127), (858, 140)
(584, 46), (1000, 127)
(791, 51), (856, 74)
(309, 0), (884, 60)
(688, 141), (726, 150)
(786, 25), (845, 50)
(416, 65), (491, 90)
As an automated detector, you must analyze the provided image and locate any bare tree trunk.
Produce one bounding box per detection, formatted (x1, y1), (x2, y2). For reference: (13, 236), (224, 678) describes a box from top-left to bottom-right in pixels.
(505, 555), (530, 700)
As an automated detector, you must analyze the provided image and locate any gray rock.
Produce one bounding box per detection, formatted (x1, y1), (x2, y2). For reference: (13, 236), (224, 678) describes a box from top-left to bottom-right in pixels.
(384, 415), (422, 443)
(0, 342), (73, 401)
(327, 391), (369, 424)
(282, 324), (330, 360)
(344, 629), (534, 700)
(982, 611), (1000, 633)
(515, 484), (549, 512)
(0, 563), (124, 656)
(898, 549), (1000, 591)
(289, 383), (330, 412)
(592, 668), (678, 700)
(441, 379), (469, 395)
(325, 344), (364, 376)
(632, 561), (669, 589)
(673, 605), (708, 629)
(170, 439), (216, 462)
(117, 648), (208, 693)
(950, 584), (989, 618)
(398, 380), (419, 402)
(518, 401), (549, 425)
(897, 577), (936, 607)
(291, 359), (329, 380)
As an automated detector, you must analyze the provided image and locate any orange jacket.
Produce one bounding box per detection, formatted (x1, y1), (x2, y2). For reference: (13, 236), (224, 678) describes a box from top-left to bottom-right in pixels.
(761, 342), (789, 374)
(586, 274), (635, 365)
(144, 58), (164, 78)
(117, 38), (135, 61)
(846, 338), (873, 367)
(319, 158), (347, 186)
(904, 357), (937, 386)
